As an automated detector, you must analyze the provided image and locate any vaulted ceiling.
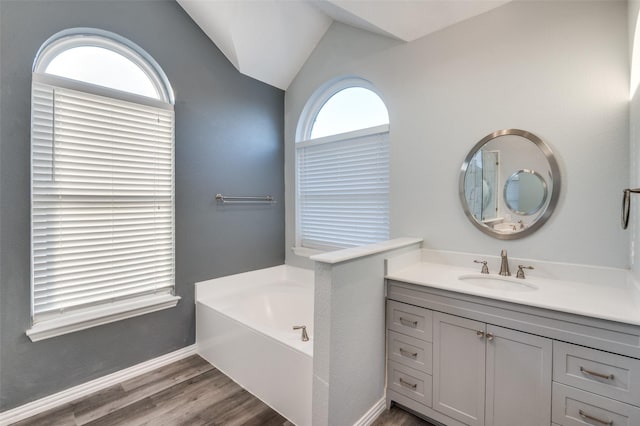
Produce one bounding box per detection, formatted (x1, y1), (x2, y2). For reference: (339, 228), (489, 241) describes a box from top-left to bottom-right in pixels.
(177, 0), (511, 90)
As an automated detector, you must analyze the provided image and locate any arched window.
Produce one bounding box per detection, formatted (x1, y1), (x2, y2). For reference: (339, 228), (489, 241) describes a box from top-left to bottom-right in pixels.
(33, 28), (173, 103)
(307, 86), (389, 139)
(295, 77), (390, 251)
(28, 28), (177, 341)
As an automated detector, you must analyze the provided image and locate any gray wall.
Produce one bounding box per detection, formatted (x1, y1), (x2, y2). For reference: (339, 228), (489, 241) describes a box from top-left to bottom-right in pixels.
(0, 0), (285, 411)
(285, 1), (629, 270)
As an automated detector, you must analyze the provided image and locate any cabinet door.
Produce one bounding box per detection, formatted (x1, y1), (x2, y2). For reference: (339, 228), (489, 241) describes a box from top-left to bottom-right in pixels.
(485, 325), (552, 426)
(433, 312), (486, 426)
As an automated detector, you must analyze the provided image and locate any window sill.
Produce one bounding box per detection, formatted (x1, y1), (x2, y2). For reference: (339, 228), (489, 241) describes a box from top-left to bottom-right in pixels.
(291, 246), (327, 258)
(26, 294), (181, 342)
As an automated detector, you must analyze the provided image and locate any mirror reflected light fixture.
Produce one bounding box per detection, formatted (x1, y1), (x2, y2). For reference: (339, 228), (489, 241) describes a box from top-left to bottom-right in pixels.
(459, 129), (561, 240)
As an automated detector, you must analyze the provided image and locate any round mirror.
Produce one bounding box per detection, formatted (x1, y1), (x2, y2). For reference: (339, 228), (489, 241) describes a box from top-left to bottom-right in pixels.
(459, 129), (560, 240)
(503, 170), (548, 215)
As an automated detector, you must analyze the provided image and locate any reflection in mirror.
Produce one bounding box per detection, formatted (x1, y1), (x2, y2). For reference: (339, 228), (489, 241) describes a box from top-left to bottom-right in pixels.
(464, 150), (498, 221)
(459, 129), (560, 240)
(504, 170), (548, 215)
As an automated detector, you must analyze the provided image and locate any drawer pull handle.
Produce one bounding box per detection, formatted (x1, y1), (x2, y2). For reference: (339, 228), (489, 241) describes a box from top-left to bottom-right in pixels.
(399, 317), (418, 327)
(486, 332), (494, 341)
(579, 409), (613, 426)
(580, 366), (615, 380)
(477, 330), (485, 338)
(399, 378), (417, 390)
(399, 347), (418, 359)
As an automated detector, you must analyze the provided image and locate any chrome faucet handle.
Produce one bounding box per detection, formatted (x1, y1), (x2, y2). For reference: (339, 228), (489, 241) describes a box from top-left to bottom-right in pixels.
(474, 260), (489, 274)
(516, 265), (534, 279)
(293, 325), (309, 341)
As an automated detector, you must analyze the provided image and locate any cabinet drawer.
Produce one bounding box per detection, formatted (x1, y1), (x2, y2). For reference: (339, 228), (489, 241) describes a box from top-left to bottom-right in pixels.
(388, 330), (432, 374)
(553, 341), (640, 406)
(387, 300), (432, 342)
(388, 361), (432, 407)
(552, 382), (640, 426)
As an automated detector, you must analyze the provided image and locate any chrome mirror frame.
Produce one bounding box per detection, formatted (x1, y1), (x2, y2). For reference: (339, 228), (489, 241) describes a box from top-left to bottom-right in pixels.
(459, 129), (561, 240)
(503, 169), (548, 216)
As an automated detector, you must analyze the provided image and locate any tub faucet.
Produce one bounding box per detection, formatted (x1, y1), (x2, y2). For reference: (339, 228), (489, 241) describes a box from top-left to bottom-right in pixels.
(293, 325), (309, 342)
(499, 249), (511, 276)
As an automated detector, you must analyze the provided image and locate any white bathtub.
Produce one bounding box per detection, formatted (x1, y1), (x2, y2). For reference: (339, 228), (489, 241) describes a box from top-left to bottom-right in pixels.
(195, 265), (314, 426)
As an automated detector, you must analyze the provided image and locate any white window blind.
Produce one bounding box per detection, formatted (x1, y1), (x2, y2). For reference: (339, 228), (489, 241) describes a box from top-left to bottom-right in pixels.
(30, 80), (175, 323)
(296, 127), (390, 250)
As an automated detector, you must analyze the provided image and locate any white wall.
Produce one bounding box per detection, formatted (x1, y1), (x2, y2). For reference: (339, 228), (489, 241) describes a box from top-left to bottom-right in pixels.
(285, 1), (629, 270)
(629, 1), (640, 280)
(312, 241), (422, 426)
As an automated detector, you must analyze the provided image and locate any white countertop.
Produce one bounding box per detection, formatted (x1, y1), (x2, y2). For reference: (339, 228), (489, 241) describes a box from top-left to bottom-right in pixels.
(310, 237), (423, 264)
(385, 249), (640, 327)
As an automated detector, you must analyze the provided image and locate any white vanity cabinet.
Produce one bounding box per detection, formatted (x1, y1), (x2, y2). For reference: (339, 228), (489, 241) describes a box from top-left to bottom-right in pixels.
(432, 312), (486, 426)
(551, 341), (640, 426)
(432, 312), (551, 426)
(385, 279), (640, 426)
(386, 300), (433, 408)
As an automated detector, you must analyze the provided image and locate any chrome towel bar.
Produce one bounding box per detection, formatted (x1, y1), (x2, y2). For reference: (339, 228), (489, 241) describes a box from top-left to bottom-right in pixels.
(215, 193), (275, 204)
(622, 188), (640, 229)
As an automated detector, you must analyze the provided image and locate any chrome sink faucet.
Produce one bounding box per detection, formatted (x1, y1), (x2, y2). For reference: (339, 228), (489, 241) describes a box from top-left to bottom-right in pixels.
(474, 260), (489, 274)
(499, 249), (510, 276)
(293, 325), (309, 342)
(516, 265), (534, 279)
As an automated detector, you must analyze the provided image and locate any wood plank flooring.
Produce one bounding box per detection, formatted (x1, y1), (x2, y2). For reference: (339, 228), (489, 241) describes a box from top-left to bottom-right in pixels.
(372, 406), (436, 426)
(12, 355), (434, 426)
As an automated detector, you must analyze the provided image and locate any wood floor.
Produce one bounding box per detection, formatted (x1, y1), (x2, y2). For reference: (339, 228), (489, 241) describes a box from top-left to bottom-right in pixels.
(13, 355), (434, 426)
(372, 407), (436, 426)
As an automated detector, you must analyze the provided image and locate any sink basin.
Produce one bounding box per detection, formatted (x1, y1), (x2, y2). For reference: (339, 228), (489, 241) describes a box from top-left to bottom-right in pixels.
(458, 274), (537, 292)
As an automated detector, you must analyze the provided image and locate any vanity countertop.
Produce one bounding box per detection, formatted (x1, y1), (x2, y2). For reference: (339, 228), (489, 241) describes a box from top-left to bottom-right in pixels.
(385, 249), (640, 327)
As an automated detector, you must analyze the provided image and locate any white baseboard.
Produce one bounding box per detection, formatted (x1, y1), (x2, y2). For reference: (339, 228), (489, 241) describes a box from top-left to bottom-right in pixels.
(0, 344), (197, 426)
(354, 396), (386, 426)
